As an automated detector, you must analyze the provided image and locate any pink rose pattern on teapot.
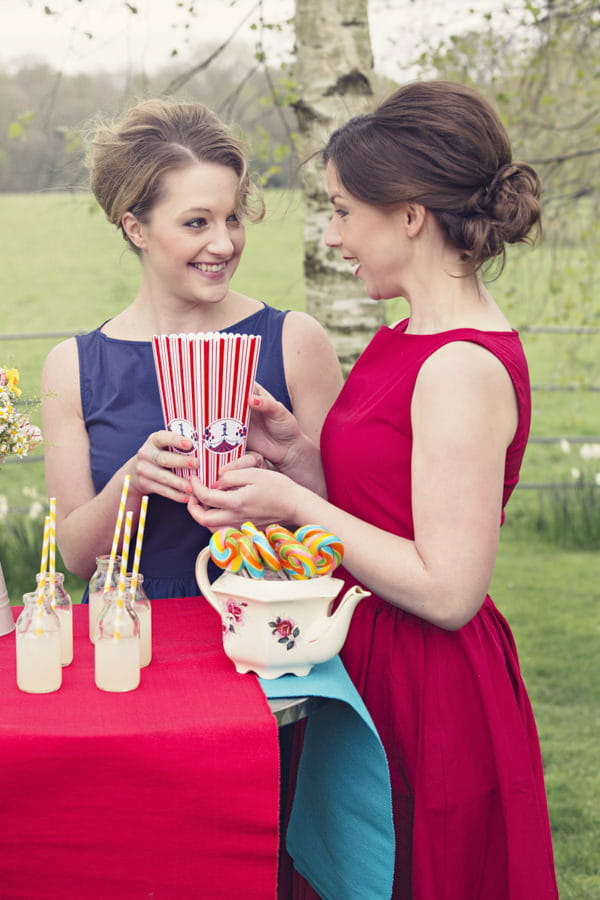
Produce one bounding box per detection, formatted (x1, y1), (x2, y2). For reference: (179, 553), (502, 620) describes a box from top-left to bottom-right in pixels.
(269, 617), (300, 651)
(223, 599), (247, 635)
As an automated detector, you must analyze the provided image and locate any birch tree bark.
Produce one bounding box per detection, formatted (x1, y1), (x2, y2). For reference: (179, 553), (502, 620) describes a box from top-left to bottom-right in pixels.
(293, 0), (386, 374)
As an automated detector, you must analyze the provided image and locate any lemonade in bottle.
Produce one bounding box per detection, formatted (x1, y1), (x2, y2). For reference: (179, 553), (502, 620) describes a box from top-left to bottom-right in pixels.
(94, 588), (140, 692)
(16, 591), (62, 693)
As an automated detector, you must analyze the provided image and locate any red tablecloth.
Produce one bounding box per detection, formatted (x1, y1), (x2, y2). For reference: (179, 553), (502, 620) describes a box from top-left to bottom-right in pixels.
(0, 598), (279, 900)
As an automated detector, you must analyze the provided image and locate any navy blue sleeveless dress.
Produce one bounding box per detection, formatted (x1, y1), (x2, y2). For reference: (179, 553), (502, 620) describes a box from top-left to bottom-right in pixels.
(76, 305), (292, 600)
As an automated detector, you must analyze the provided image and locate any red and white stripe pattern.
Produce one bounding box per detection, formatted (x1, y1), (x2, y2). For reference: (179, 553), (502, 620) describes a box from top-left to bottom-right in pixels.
(152, 332), (261, 486)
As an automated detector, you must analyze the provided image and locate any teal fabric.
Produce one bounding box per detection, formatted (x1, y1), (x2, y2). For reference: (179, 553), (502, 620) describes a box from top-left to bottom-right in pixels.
(260, 656), (395, 900)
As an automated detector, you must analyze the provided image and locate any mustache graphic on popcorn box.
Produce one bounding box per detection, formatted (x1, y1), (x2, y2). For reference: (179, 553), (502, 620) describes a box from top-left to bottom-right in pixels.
(152, 332), (261, 487)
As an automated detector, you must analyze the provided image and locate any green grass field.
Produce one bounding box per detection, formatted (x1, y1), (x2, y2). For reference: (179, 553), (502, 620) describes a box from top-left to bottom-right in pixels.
(490, 529), (599, 899)
(1, 192), (599, 895)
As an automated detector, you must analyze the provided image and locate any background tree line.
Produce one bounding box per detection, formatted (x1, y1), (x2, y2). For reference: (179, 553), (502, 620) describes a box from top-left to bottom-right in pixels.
(2, 0), (599, 211)
(0, 40), (297, 193)
(1, 0), (599, 361)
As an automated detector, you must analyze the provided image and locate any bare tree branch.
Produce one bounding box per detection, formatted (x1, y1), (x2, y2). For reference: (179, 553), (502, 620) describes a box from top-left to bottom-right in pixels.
(529, 146), (600, 165)
(218, 64), (261, 119)
(163, 0), (262, 95)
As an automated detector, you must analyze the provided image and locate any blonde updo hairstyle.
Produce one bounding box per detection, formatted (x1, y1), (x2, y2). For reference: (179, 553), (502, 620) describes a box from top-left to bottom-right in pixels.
(86, 97), (265, 254)
(322, 80), (541, 273)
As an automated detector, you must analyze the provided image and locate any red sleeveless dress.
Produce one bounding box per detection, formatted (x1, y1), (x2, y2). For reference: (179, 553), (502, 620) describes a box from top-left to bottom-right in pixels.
(317, 320), (558, 899)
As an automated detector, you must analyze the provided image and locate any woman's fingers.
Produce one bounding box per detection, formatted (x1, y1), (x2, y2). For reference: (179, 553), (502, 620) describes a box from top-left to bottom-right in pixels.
(249, 382), (280, 413)
(187, 469), (293, 528)
(145, 430), (194, 462)
(137, 430), (197, 500)
(218, 451), (264, 474)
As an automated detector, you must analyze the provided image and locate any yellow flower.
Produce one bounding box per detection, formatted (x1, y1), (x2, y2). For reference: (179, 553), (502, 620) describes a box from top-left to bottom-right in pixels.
(5, 368), (21, 397)
(0, 365), (41, 461)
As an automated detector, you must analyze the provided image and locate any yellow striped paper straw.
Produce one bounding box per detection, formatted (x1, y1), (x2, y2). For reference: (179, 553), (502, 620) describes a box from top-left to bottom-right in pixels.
(105, 474), (130, 593)
(130, 495), (148, 596)
(114, 510), (133, 641)
(48, 497), (56, 607)
(36, 515), (51, 634)
(37, 515), (51, 598)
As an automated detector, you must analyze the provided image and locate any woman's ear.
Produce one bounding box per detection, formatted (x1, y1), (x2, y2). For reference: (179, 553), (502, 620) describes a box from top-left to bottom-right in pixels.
(405, 202), (426, 237)
(121, 211), (146, 249)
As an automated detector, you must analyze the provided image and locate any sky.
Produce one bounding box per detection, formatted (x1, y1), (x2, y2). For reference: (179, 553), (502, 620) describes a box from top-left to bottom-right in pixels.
(1, 0), (516, 81)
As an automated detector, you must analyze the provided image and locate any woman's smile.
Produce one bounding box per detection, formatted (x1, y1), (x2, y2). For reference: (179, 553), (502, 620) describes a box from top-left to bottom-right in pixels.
(343, 255), (361, 277)
(190, 263), (227, 275)
(190, 261), (229, 276)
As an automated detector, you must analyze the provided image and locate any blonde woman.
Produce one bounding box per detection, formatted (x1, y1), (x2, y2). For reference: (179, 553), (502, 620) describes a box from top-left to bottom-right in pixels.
(42, 98), (342, 598)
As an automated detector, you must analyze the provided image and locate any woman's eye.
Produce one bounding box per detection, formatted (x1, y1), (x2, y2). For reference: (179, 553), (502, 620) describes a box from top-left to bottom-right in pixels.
(335, 208), (348, 219)
(186, 218), (207, 228)
(227, 214), (240, 224)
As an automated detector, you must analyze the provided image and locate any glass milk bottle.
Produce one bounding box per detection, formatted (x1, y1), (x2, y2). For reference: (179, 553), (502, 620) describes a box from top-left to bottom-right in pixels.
(16, 591), (62, 693)
(94, 588), (140, 692)
(127, 574), (152, 668)
(36, 572), (73, 666)
(88, 555), (121, 642)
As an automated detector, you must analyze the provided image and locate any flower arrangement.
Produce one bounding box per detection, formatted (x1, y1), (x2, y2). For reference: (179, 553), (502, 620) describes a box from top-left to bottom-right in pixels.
(0, 366), (42, 461)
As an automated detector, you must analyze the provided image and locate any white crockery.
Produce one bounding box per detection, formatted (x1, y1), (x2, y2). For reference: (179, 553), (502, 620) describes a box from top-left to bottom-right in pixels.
(195, 547), (369, 678)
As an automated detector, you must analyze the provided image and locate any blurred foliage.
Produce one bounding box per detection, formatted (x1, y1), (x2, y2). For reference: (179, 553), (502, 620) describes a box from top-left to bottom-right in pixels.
(420, 0), (600, 334)
(3, 2), (599, 216)
(423, 1), (600, 212)
(0, 498), (85, 602)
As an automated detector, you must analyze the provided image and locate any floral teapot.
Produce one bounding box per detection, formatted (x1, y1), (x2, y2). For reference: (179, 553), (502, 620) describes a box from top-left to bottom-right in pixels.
(195, 547), (370, 679)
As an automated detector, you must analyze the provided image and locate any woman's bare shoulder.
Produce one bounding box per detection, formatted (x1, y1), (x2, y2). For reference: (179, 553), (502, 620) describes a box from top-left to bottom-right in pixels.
(42, 337), (79, 395)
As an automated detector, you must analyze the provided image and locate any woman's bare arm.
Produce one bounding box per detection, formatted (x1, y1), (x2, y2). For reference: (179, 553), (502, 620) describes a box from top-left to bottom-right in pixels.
(188, 341), (517, 630)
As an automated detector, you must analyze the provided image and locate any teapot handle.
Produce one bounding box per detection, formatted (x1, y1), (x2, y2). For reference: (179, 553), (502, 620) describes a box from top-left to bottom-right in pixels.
(195, 547), (221, 615)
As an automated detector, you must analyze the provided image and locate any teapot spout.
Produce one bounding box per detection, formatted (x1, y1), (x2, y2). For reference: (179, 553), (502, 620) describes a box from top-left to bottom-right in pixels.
(306, 584), (370, 651)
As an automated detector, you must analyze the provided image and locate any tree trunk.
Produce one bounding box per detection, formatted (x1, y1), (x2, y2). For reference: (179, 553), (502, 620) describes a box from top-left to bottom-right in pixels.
(293, 0), (385, 375)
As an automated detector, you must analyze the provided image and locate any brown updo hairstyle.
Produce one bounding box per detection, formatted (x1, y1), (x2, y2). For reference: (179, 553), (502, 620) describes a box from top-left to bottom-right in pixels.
(322, 80), (541, 273)
(86, 97), (265, 253)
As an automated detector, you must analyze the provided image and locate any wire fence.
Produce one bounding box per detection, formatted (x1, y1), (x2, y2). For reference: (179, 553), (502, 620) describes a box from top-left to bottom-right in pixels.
(0, 330), (87, 341)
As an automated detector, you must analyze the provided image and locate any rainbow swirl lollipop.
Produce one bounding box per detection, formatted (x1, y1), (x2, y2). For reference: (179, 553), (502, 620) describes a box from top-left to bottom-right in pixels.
(238, 534), (265, 578)
(304, 530), (344, 575)
(265, 524), (297, 550)
(295, 525), (344, 574)
(278, 539), (317, 580)
(241, 522), (281, 572)
(209, 528), (245, 573)
(295, 524), (325, 545)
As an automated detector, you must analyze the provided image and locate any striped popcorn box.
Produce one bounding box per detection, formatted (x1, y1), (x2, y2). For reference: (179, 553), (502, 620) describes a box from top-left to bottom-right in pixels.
(152, 332), (262, 486)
